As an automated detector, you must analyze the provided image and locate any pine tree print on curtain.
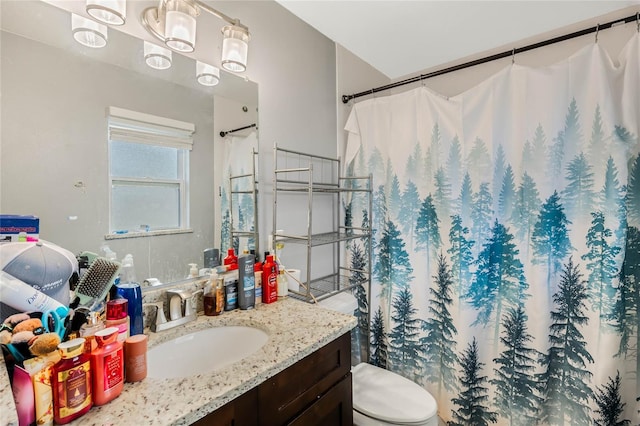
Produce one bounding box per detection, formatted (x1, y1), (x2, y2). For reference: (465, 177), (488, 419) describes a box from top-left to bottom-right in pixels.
(420, 253), (459, 395)
(388, 287), (423, 381)
(450, 337), (497, 426)
(491, 306), (541, 425)
(539, 257), (594, 425)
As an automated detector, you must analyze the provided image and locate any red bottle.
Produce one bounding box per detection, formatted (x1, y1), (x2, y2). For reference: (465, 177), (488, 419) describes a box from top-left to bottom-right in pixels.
(91, 327), (124, 406)
(223, 248), (238, 267)
(52, 338), (93, 424)
(262, 255), (278, 304)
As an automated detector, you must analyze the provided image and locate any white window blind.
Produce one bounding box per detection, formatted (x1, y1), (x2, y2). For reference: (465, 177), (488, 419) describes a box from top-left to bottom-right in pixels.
(107, 106), (195, 150)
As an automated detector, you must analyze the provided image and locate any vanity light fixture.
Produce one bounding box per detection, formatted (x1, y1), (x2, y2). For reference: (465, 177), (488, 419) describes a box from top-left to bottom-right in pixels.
(144, 41), (173, 70)
(72, 13), (108, 48)
(86, 0), (126, 26)
(164, 0), (198, 53)
(196, 61), (220, 86)
(141, 0), (250, 72)
(221, 25), (249, 72)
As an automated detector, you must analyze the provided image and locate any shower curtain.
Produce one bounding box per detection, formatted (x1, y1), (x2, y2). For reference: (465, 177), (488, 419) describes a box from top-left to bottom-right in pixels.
(219, 131), (258, 254)
(344, 33), (639, 425)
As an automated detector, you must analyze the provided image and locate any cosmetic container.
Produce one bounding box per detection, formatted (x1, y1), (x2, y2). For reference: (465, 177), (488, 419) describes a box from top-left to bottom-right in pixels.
(105, 299), (129, 342)
(90, 327), (124, 406)
(52, 338), (92, 424)
(124, 334), (148, 382)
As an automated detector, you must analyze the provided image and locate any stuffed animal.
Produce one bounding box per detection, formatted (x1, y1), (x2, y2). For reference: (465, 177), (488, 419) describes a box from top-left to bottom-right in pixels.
(0, 313), (61, 358)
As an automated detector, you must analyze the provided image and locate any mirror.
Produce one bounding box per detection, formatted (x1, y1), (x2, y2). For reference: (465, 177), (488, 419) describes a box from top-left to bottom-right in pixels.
(0, 1), (258, 284)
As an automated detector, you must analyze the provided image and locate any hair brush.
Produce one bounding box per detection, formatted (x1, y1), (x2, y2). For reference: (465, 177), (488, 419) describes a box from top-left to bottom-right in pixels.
(75, 252), (121, 311)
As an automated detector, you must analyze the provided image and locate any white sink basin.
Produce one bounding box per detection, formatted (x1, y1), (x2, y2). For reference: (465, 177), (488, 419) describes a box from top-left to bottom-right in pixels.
(147, 326), (269, 379)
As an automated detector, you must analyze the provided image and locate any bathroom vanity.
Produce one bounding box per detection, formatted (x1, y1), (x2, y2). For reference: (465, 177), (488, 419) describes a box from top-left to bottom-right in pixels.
(0, 298), (356, 426)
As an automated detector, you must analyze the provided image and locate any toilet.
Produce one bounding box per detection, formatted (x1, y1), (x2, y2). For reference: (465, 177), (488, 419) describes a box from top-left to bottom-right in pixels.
(319, 293), (439, 426)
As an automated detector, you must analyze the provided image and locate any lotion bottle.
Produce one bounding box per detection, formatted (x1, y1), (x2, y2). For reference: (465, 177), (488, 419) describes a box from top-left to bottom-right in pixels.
(90, 327), (124, 406)
(52, 338), (92, 424)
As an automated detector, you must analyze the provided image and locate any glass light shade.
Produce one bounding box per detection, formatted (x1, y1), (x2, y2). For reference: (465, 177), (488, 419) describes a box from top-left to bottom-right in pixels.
(72, 13), (108, 48)
(221, 25), (249, 72)
(165, 0), (197, 53)
(196, 61), (220, 86)
(86, 0), (126, 25)
(144, 41), (172, 70)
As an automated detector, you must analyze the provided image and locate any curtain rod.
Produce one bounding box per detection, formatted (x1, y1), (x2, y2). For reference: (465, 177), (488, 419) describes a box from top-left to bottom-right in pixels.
(342, 12), (639, 104)
(220, 123), (257, 137)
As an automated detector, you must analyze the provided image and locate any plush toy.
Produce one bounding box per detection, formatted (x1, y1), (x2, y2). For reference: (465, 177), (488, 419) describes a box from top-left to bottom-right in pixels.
(0, 313), (61, 358)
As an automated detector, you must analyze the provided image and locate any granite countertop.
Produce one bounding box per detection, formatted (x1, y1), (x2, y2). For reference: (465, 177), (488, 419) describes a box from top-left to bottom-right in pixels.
(0, 298), (356, 426)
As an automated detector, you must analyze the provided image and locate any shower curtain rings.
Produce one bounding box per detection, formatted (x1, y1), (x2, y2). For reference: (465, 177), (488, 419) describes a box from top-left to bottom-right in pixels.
(636, 12), (639, 33)
(595, 23), (599, 43)
(511, 48), (516, 64)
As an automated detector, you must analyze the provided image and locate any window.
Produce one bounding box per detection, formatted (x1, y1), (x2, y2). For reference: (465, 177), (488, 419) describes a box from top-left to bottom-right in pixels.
(107, 107), (194, 235)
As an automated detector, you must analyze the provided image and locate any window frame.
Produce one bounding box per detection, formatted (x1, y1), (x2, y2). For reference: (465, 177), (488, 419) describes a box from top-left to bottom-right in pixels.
(106, 107), (194, 238)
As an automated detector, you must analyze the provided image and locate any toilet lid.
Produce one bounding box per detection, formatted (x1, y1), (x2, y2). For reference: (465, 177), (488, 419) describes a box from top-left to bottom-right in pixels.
(352, 363), (437, 424)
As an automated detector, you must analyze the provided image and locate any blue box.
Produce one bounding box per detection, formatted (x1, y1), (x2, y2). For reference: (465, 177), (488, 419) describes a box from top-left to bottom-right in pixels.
(0, 215), (40, 242)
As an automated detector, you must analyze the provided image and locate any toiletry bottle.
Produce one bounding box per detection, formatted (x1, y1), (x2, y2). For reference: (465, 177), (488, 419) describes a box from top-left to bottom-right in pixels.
(189, 263), (198, 278)
(115, 254), (143, 336)
(254, 257), (263, 306)
(105, 299), (129, 342)
(223, 248), (238, 267)
(79, 311), (105, 353)
(223, 264), (239, 311)
(262, 255), (278, 304)
(277, 268), (289, 299)
(203, 272), (219, 316)
(215, 277), (225, 315)
(124, 334), (148, 382)
(90, 327), (124, 406)
(52, 338), (92, 424)
(238, 253), (255, 310)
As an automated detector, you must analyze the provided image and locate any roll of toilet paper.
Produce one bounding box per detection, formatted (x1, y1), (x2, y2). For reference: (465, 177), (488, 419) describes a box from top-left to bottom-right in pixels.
(286, 269), (301, 292)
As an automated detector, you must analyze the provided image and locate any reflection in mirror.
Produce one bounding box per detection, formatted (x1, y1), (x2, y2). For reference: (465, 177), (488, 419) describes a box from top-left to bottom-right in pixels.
(0, 0), (258, 284)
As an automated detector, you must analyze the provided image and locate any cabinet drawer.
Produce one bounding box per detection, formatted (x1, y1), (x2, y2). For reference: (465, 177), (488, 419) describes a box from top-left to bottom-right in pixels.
(191, 387), (258, 426)
(288, 373), (353, 426)
(258, 332), (351, 425)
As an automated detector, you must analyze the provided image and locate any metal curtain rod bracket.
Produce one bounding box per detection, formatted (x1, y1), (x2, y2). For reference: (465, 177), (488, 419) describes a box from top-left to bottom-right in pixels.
(220, 123), (257, 137)
(342, 12), (639, 104)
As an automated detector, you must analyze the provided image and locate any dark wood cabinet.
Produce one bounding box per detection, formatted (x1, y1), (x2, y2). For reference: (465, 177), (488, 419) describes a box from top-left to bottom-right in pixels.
(194, 332), (352, 426)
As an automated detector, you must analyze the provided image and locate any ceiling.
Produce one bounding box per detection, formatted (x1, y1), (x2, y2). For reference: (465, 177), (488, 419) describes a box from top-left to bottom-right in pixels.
(277, 1), (640, 80)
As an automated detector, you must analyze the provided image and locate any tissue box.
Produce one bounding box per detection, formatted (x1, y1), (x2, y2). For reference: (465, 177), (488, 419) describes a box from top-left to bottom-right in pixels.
(0, 215), (40, 242)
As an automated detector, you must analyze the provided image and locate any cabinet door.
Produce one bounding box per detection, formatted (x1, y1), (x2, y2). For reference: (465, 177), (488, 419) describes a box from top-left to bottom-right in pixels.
(258, 332), (351, 425)
(191, 387), (258, 426)
(287, 373), (353, 426)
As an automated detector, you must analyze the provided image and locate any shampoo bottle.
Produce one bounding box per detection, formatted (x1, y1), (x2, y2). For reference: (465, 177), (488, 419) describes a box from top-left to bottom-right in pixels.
(223, 248), (238, 267)
(52, 338), (92, 424)
(262, 255), (278, 304)
(238, 254), (255, 310)
(90, 327), (124, 406)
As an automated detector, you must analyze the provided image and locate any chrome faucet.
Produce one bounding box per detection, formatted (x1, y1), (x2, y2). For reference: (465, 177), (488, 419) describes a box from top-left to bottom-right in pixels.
(145, 289), (203, 332)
